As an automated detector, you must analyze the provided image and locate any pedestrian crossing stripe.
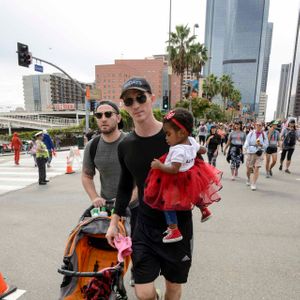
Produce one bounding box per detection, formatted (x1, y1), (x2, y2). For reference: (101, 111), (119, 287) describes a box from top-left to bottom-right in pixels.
(0, 150), (83, 196)
(3, 289), (26, 300)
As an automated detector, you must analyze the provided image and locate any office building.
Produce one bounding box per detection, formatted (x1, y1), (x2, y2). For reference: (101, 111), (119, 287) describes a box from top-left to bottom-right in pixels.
(287, 10), (300, 117)
(261, 23), (273, 93)
(276, 64), (291, 119)
(257, 92), (267, 121)
(23, 73), (91, 112)
(204, 0), (270, 113)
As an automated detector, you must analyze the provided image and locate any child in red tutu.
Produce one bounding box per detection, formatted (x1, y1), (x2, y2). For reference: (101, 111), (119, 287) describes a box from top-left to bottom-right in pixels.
(144, 108), (222, 243)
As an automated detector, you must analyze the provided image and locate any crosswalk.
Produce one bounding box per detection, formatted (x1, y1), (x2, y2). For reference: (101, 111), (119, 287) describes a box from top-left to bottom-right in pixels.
(0, 150), (83, 196)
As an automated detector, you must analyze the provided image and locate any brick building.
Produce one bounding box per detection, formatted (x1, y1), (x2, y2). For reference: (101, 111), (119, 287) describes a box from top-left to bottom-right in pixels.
(95, 56), (181, 109)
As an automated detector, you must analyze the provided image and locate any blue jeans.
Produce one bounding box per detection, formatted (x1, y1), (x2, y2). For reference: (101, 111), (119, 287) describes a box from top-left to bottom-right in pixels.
(164, 211), (178, 226)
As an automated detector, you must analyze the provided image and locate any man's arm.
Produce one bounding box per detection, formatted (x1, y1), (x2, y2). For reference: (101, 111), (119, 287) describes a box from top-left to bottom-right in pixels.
(107, 143), (134, 247)
(81, 141), (105, 207)
(81, 168), (105, 207)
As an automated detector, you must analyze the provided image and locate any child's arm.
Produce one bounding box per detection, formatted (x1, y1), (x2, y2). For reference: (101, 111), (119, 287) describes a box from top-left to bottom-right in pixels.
(151, 159), (181, 174)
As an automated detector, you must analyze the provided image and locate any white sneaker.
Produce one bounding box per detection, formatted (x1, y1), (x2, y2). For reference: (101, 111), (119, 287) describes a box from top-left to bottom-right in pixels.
(246, 179), (250, 186)
(251, 184), (256, 191)
(231, 176), (235, 181)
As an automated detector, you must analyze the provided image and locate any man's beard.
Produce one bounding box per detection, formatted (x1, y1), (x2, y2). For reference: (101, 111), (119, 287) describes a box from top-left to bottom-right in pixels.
(100, 123), (118, 135)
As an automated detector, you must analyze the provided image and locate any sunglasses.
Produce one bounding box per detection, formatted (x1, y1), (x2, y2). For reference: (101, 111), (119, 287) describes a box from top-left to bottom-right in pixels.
(123, 93), (147, 107)
(94, 111), (117, 119)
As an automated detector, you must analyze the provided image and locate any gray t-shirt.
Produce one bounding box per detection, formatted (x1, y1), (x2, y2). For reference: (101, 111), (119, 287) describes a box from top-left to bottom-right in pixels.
(82, 132), (127, 200)
(267, 129), (280, 147)
(228, 130), (246, 146)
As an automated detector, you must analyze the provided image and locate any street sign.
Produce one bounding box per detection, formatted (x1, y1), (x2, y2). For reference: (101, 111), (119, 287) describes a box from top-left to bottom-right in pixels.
(90, 88), (102, 100)
(34, 64), (43, 72)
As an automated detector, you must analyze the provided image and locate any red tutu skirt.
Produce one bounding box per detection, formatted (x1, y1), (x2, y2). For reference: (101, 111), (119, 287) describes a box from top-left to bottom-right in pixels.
(144, 154), (223, 211)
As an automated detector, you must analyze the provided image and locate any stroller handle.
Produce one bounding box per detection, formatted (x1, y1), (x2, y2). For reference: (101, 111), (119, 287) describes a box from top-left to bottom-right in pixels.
(58, 261), (124, 278)
(58, 268), (108, 277)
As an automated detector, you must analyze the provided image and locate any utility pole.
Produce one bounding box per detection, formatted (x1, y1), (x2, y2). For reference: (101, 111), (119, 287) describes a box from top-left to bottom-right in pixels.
(167, 0), (172, 111)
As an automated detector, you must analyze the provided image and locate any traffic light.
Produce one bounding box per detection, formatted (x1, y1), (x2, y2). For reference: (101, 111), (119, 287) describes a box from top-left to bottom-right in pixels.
(162, 96), (169, 110)
(17, 42), (32, 67)
(90, 100), (96, 112)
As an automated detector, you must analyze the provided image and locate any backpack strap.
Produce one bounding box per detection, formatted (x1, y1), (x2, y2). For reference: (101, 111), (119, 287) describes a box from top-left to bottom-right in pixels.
(89, 135), (101, 164)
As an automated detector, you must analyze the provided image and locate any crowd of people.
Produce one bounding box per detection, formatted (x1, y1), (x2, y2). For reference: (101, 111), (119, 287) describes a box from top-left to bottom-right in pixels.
(196, 117), (300, 190)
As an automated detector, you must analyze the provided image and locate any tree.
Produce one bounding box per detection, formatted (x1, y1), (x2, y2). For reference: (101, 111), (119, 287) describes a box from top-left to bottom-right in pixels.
(202, 74), (219, 101)
(175, 97), (210, 119)
(229, 88), (242, 110)
(205, 103), (226, 121)
(219, 74), (234, 110)
(188, 43), (208, 80)
(167, 25), (195, 98)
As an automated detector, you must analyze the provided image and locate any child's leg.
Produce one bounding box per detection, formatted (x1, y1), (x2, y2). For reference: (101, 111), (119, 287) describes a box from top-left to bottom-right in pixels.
(163, 211), (183, 243)
(196, 203), (213, 223)
(164, 211), (178, 229)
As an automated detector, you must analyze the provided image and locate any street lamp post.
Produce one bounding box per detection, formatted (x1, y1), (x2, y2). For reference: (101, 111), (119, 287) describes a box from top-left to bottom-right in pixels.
(167, 0), (172, 111)
(193, 23), (199, 37)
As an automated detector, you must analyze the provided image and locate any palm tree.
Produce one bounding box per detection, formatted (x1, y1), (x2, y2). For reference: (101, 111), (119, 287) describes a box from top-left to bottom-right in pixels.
(167, 25), (195, 98)
(219, 74), (234, 110)
(202, 74), (219, 101)
(188, 43), (208, 80)
(230, 89), (242, 110)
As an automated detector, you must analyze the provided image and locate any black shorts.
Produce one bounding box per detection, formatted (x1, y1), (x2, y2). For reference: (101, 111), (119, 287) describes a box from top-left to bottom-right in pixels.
(266, 147), (277, 154)
(132, 217), (193, 284)
(199, 136), (206, 143)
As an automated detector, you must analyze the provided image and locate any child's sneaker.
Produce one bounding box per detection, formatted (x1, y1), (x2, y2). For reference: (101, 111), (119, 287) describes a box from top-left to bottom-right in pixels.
(201, 207), (212, 222)
(162, 228), (183, 243)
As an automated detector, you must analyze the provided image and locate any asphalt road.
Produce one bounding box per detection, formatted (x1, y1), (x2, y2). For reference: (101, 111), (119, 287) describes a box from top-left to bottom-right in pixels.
(0, 147), (299, 299)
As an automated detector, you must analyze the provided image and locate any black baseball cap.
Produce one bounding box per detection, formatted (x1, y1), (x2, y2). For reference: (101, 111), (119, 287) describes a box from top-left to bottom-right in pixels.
(95, 100), (123, 129)
(120, 77), (152, 99)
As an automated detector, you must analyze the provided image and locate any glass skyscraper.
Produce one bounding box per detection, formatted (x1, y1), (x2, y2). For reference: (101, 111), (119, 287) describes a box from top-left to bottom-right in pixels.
(287, 10), (300, 117)
(204, 0), (270, 113)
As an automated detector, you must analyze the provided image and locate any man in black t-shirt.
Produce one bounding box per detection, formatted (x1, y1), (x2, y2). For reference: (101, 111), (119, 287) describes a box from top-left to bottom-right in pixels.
(106, 78), (193, 300)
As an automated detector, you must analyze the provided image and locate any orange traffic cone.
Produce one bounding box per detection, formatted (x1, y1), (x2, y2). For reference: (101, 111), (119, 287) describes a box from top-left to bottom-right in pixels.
(0, 272), (17, 299)
(65, 157), (75, 174)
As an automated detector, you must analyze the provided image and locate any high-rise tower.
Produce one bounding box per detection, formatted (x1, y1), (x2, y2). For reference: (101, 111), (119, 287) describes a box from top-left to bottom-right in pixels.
(204, 0), (270, 113)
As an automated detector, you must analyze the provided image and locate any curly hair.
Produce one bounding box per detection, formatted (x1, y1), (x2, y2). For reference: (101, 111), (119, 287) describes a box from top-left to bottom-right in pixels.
(163, 108), (194, 134)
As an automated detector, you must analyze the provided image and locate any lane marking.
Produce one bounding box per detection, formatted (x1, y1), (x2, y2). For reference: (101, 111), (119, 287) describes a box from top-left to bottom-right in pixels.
(3, 289), (26, 300)
(0, 171), (62, 176)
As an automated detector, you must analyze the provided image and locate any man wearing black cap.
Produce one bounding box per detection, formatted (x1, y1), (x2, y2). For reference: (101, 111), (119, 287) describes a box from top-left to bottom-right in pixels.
(106, 77), (193, 300)
(82, 100), (126, 207)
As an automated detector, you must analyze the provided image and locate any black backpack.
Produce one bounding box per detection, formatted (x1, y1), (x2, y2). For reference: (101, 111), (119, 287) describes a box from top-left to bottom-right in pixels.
(283, 130), (296, 147)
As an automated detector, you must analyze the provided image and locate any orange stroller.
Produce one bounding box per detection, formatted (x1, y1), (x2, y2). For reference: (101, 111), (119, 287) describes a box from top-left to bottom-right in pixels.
(58, 201), (131, 300)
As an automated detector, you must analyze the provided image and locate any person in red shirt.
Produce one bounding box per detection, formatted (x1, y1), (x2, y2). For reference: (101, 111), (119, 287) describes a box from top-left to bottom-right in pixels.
(11, 132), (23, 165)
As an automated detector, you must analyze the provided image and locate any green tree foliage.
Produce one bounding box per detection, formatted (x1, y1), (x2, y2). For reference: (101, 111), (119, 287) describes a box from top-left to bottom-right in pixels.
(167, 25), (195, 97)
(229, 89), (242, 110)
(202, 74), (219, 101)
(188, 43), (208, 80)
(205, 103), (226, 121)
(219, 74), (234, 109)
(175, 97), (210, 119)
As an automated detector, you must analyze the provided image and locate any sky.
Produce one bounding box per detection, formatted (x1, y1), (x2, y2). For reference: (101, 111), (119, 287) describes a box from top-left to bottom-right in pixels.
(0, 0), (299, 121)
